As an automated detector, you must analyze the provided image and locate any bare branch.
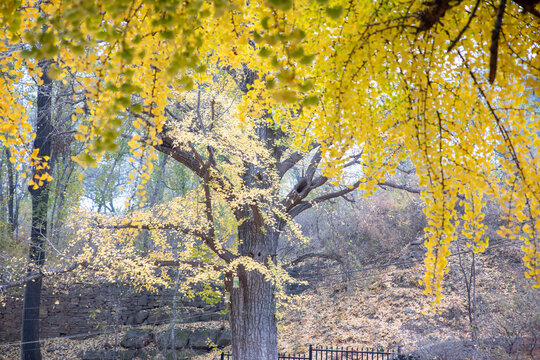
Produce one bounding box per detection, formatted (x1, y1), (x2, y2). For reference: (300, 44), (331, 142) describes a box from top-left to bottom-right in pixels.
(97, 222), (210, 240)
(343, 153), (364, 168)
(0, 262), (87, 292)
(305, 148), (322, 182)
(288, 180), (361, 218)
(153, 259), (224, 271)
(283, 252), (344, 269)
(288, 179), (422, 218)
(340, 194), (355, 203)
(396, 165), (416, 175)
(277, 151), (304, 178)
(282, 149), (326, 212)
(377, 181), (421, 194)
(447, 0), (481, 53)
(195, 84), (208, 136)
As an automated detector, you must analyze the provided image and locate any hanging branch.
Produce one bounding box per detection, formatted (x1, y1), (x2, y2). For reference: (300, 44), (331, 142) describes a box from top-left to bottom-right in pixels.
(282, 252), (344, 269)
(489, 0), (507, 83)
(447, 0), (482, 52)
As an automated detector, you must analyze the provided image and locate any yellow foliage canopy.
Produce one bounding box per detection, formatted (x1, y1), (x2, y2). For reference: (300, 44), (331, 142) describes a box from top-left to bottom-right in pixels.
(0, 0), (538, 307)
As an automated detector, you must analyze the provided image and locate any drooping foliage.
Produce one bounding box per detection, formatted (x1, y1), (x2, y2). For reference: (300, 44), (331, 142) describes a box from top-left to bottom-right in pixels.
(1, 0), (538, 309)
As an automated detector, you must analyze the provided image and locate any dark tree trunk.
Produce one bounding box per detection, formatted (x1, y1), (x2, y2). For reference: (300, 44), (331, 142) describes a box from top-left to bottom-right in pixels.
(221, 106), (284, 359)
(0, 157), (4, 229)
(21, 60), (52, 360)
(4, 147), (17, 235)
(228, 266), (278, 360)
(228, 217), (279, 360)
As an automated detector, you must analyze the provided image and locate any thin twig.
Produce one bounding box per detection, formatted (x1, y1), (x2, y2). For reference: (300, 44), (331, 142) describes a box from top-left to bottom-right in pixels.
(0, 262), (87, 292)
(447, 0), (481, 52)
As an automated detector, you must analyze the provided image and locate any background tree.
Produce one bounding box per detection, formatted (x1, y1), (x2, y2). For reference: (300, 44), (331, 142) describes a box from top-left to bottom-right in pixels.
(21, 59), (53, 360)
(0, 145), (27, 241)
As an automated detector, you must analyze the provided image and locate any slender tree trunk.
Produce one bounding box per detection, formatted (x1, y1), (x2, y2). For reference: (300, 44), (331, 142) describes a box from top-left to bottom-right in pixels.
(457, 245), (477, 343)
(14, 182), (22, 240)
(168, 268), (181, 360)
(149, 153), (168, 205)
(5, 147), (16, 235)
(0, 157), (4, 232)
(50, 161), (75, 241)
(142, 154), (169, 252)
(21, 59), (52, 360)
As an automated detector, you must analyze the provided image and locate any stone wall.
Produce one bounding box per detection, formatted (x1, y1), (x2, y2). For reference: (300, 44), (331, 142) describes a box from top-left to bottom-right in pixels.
(0, 283), (226, 343)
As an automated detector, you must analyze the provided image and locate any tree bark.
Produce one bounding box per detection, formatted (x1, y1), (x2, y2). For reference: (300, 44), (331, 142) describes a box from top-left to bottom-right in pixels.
(21, 59), (52, 360)
(227, 198), (280, 360)
(228, 265), (278, 360)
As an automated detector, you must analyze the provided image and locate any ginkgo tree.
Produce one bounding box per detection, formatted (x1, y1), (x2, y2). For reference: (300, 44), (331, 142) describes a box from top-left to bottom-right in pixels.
(1, 65), (407, 359)
(82, 67), (405, 359)
(1, 0), (539, 359)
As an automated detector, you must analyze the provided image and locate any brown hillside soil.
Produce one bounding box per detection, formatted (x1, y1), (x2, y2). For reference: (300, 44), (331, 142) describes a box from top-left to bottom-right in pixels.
(277, 246), (539, 359)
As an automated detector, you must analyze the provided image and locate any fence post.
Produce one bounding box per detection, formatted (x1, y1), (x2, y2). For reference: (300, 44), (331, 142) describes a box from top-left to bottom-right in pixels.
(220, 352), (224, 360)
(308, 344), (312, 360)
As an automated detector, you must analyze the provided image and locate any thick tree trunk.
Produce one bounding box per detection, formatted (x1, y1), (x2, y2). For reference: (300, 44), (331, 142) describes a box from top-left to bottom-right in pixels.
(21, 59), (52, 360)
(228, 216), (279, 360)
(228, 266), (278, 360)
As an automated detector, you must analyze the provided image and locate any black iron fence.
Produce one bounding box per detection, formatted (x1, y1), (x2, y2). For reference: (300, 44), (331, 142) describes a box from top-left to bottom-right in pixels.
(219, 344), (399, 359)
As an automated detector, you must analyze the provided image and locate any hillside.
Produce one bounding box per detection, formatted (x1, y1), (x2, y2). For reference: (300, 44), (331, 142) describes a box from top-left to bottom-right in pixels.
(1, 243), (537, 360)
(278, 245), (539, 359)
